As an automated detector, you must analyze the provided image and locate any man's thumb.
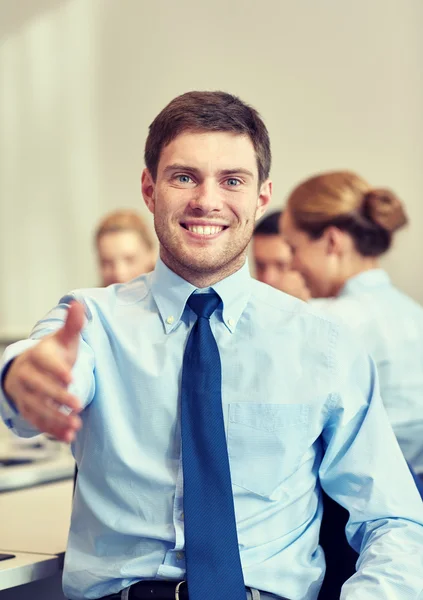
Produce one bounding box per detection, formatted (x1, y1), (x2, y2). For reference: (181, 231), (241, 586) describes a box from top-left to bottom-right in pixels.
(56, 301), (85, 348)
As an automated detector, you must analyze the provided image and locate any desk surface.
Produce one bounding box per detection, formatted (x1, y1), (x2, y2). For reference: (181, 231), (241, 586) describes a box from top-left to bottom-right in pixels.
(0, 551), (62, 591)
(0, 479), (73, 590)
(0, 479), (73, 555)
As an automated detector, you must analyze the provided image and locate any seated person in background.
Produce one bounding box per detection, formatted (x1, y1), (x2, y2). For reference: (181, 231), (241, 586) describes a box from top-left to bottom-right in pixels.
(281, 171), (423, 599)
(281, 171), (423, 477)
(95, 209), (156, 286)
(252, 211), (310, 300)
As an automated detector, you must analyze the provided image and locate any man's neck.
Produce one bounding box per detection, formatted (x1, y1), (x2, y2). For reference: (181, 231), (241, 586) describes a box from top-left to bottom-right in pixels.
(159, 250), (247, 288)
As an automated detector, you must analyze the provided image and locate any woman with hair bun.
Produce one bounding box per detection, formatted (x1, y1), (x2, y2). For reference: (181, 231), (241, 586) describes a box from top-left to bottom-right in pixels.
(281, 171), (423, 475)
(281, 171), (423, 598)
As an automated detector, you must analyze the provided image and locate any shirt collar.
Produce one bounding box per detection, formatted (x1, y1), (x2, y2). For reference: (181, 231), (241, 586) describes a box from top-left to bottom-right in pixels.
(212, 259), (252, 333)
(150, 258), (252, 334)
(340, 268), (391, 296)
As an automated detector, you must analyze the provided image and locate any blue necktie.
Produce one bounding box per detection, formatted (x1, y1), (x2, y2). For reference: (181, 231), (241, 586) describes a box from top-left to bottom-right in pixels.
(181, 292), (245, 600)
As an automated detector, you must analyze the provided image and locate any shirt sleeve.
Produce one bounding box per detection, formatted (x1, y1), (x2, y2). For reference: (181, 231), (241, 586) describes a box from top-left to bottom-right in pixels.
(319, 329), (423, 599)
(0, 293), (95, 438)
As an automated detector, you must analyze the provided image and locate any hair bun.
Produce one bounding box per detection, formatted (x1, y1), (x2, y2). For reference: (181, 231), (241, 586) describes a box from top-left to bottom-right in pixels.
(364, 188), (408, 232)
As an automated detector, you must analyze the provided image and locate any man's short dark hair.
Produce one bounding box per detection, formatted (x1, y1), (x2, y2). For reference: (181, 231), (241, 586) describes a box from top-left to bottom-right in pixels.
(253, 211), (282, 236)
(144, 91), (271, 185)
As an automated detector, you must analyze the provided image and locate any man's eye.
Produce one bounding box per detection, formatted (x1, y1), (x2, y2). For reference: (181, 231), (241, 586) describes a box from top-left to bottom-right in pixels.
(177, 175), (193, 184)
(226, 178), (241, 186)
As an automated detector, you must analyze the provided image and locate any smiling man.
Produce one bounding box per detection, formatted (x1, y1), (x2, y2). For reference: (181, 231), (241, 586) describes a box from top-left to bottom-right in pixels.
(1, 91), (423, 600)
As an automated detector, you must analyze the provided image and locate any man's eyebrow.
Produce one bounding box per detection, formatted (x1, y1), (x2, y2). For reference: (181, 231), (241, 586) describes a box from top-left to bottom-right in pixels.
(163, 164), (201, 176)
(218, 168), (255, 178)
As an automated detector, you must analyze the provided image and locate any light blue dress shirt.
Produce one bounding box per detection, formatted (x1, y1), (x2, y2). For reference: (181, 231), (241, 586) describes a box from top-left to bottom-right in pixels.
(1, 260), (423, 600)
(311, 269), (423, 474)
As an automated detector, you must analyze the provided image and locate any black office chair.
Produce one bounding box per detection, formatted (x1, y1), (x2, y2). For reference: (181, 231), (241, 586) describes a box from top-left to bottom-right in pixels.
(409, 466), (423, 497)
(318, 492), (357, 600)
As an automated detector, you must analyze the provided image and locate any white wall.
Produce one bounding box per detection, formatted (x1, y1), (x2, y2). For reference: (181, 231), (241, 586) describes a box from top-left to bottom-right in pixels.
(1, 0), (422, 336)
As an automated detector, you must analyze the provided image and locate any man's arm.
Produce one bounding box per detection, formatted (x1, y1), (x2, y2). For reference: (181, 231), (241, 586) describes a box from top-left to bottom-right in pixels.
(319, 336), (423, 599)
(0, 297), (95, 442)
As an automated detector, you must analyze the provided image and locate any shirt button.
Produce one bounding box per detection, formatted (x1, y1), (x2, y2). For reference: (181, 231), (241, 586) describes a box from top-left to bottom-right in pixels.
(166, 316), (175, 325)
(180, 512), (184, 520)
(176, 551), (184, 561)
(228, 318), (235, 327)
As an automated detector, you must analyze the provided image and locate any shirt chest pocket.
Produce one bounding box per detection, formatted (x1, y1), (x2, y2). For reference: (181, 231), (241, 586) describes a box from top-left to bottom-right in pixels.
(227, 403), (310, 498)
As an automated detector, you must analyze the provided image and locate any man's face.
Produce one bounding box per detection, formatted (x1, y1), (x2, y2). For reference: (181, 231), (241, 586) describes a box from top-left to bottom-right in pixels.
(142, 131), (271, 284)
(97, 231), (154, 286)
(253, 234), (310, 300)
(253, 235), (293, 287)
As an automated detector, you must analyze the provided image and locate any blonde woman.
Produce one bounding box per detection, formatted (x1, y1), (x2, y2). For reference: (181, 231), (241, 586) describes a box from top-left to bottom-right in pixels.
(281, 171), (423, 477)
(95, 209), (156, 286)
(281, 171), (423, 597)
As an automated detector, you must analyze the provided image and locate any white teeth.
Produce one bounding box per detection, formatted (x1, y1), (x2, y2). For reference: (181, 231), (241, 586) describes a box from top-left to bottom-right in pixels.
(187, 225), (223, 235)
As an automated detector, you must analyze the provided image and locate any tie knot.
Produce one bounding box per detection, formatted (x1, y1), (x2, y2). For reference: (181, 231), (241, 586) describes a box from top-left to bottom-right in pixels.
(187, 292), (221, 320)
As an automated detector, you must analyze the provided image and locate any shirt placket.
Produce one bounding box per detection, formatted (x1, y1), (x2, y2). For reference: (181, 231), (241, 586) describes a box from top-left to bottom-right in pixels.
(156, 452), (186, 577)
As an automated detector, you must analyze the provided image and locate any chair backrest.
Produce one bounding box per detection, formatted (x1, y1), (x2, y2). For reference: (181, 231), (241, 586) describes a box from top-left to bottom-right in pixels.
(318, 491), (358, 599)
(409, 465), (423, 497)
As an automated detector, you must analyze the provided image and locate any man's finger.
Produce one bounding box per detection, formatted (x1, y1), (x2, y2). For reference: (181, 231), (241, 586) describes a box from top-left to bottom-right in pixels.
(19, 390), (82, 437)
(30, 349), (73, 386)
(19, 367), (82, 413)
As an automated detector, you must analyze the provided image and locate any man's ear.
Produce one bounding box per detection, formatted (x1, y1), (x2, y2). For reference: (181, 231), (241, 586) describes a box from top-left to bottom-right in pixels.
(255, 179), (272, 222)
(141, 168), (155, 214)
(324, 226), (346, 256)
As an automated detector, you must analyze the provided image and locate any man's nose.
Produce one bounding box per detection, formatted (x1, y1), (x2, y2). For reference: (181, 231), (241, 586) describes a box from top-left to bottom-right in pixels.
(188, 181), (223, 214)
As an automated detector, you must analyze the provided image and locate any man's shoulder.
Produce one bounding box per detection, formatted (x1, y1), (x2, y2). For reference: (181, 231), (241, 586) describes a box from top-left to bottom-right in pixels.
(251, 280), (343, 328)
(61, 274), (152, 319)
(309, 295), (366, 325)
(250, 281), (363, 370)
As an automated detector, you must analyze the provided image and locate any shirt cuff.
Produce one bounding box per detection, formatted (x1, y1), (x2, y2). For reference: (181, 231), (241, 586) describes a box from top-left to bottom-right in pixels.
(1, 359), (18, 415)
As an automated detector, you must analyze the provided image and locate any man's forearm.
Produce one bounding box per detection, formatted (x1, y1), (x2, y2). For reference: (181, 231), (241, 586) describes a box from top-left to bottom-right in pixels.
(341, 517), (423, 599)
